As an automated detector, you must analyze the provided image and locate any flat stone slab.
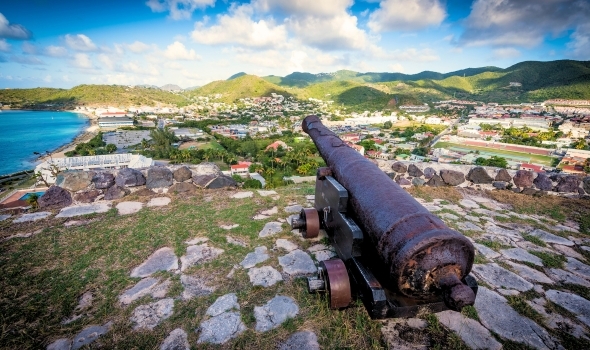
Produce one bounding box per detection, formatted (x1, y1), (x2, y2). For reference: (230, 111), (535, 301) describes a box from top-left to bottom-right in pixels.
(253, 214), (270, 220)
(220, 224), (239, 230)
(464, 215), (481, 222)
(130, 247), (178, 277)
(259, 221), (283, 237)
(181, 274), (216, 300)
(147, 197), (171, 207)
(552, 244), (584, 260)
(14, 211), (52, 223)
(56, 203), (111, 218)
(474, 287), (557, 350)
(226, 236), (247, 247)
(254, 295), (299, 332)
(240, 246), (269, 269)
(504, 261), (554, 284)
(231, 191), (253, 199)
(473, 243), (501, 259)
(423, 204), (441, 212)
(313, 250), (337, 261)
(275, 239), (298, 252)
(116, 201), (144, 215)
(71, 323), (112, 350)
(528, 229), (574, 246)
(381, 318), (429, 350)
(459, 199), (480, 209)
(547, 268), (590, 287)
(472, 263), (533, 292)
(439, 213), (459, 221)
(47, 338), (71, 350)
(206, 293), (239, 317)
(119, 277), (170, 305)
(500, 248), (543, 266)
(279, 249), (316, 275)
(160, 328), (189, 350)
(248, 266), (283, 287)
(180, 244), (223, 271)
(546, 289), (590, 327)
(279, 331), (320, 350)
(565, 257), (590, 280)
(308, 244), (330, 252)
(526, 297), (588, 339)
(0, 214), (12, 222)
(260, 206), (278, 215)
(130, 298), (174, 330)
(284, 205), (303, 213)
(258, 190), (278, 197)
(197, 311), (246, 344)
(436, 310), (501, 350)
(457, 221), (483, 232)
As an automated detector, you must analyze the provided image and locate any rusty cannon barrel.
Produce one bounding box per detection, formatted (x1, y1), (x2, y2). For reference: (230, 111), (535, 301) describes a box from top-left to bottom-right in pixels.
(302, 115), (475, 310)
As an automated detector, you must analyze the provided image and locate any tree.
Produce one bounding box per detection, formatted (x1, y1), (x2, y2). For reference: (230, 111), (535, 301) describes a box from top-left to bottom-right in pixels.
(384, 121), (392, 129)
(105, 144), (117, 153)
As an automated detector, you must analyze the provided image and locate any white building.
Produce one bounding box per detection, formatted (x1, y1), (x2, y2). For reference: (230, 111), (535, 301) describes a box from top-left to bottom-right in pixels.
(558, 121), (589, 139)
(98, 117), (134, 128)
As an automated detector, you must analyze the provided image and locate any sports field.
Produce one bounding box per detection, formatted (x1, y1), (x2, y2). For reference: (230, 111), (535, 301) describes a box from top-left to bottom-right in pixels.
(434, 141), (556, 166)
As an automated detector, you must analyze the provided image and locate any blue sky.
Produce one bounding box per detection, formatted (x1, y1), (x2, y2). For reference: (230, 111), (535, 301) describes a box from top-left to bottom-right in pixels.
(0, 0), (588, 89)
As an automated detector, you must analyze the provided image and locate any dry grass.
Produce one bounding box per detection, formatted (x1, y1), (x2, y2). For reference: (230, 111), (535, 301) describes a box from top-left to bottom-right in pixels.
(406, 186), (463, 204)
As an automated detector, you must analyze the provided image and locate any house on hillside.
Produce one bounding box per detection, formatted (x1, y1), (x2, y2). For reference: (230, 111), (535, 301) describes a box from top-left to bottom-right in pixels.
(265, 140), (291, 151)
(520, 163), (544, 173)
(230, 162), (251, 177)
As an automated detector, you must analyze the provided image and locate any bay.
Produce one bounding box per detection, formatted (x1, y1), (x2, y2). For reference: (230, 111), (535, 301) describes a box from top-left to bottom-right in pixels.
(0, 110), (89, 176)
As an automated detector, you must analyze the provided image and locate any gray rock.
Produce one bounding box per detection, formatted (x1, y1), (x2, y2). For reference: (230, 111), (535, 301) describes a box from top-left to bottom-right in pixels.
(313, 250), (337, 261)
(495, 168), (512, 182)
(464, 214), (481, 222)
(197, 311), (246, 344)
(556, 175), (581, 193)
(47, 338), (71, 350)
(504, 261), (554, 284)
(474, 287), (556, 350)
(115, 168), (146, 187)
(147, 197), (171, 207)
(457, 221), (483, 232)
(231, 191), (253, 199)
(258, 190), (278, 197)
(472, 263), (533, 291)
(173, 166), (193, 182)
(565, 257), (590, 280)
(546, 289), (590, 327)
(73, 190), (100, 203)
(492, 181), (507, 189)
(206, 293), (239, 317)
(55, 202), (111, 218)
(423, 167), (436, 179)
(130, 247), (179, 278)
(240, 246), (270, 269)
(547, 268), (590, 287)
(130, 298), (174, 330)
(71, 323), (111, 350)
(426, 174), (445, 187)
(284, 204), (303, 213)
(526, 297), (588, 339)
(0, 214), (11, 221)
(92, 172), (115, 189)
(193, 162), (221, 176)
(181, 274), (216, 300)
(259, 221), (283, 237)
(119, 277), (159, 305)
(436, 310), (502, 350)
(279, 249), (317, 275)
(552, 244), (584, 260)
(280, 331), (320, 350)
(533, 173), (553, 191)
(276, 239), (298, 252)
(528, 228), (573, 246)
(146, 167), (174, 189)
(180, 244), (223, 272)
(459, 199), (479, 209)
(206, 175), (238, 189)
(160, 328), (189, 350)
(411, 177), (426, 186)
(104, 185), (129, 200)
(467, 167), (493, 184)
(13, 211), (52, 223)
(513, 170), (534, 188)
(391, 162), (407, 173)
(168, 182), (197, 194)
(583, 177), (590, 194)
(56, 171), (95, 192)
(407, 164), (424, 177)
(381, 318), (429, 350)
(116, 201), (143, 215)
(473, 243), (501, 259)
(248, 266), (283, 287)
(395, 177), (411, 186)
(226, 236), (247, 247)
(501, 248), (543, 266)
(254, 295), (299, 332)
(440, 169), (465, 186)
(38, 186), (72, 208)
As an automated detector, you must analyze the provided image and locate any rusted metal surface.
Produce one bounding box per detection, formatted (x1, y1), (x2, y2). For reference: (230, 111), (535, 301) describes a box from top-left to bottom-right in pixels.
(303, 115), (475, 307)
(321, 259), (352, 309)
(302, 208), (320, 238)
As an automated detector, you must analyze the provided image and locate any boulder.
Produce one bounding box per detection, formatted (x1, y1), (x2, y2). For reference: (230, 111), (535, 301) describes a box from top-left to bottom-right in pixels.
(395, 177), (411, 186)
(193, 162), (221, 176)
(146, 167), (174, 189)
(386, 172), (396, 179)
(533, 173), (553, 191)
(412, 177), (426, 186)
(38, 186), (72, 208)
(173, 166), (193, 182)
(407, 164), (423, 177)
(115, 168), (146, 187)
(193, 174), (217, 188)
(74, 190), (101, 203)
(513, 170), (534, 188)
(133, 188), (156, 197)
(521, 188), (538, 196)
(391, 162), (407, 173)
(583, 177), (590, 194)
(200, 175), (237, 189)
(466, 167), (493, 184)
(495, 169), (512, 182)
(555, 175), (581, 193)
(56, 171), (95, 192)
(104, 185), (129, 200)
(423, 167), (436, 179)
(92, 172), (115, 189)
(169, 182), (197, 194)
(492, 181), (507, 190)
(440, 169), (465, 186)
(426, 174), (445, 187)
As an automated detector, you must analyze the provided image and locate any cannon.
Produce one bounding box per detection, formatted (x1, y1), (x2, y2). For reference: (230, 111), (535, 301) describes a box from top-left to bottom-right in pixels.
(291, 115), (477, 319)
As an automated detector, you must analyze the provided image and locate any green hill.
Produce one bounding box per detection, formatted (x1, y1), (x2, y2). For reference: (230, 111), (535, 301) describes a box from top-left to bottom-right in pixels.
(189, 75), (294, 103)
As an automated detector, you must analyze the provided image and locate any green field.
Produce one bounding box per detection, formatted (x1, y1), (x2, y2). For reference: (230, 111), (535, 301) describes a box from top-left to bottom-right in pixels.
(434, 141), (556, 166)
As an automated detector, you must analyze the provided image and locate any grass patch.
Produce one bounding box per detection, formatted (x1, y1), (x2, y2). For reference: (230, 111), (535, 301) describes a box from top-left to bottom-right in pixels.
(474, 254), (487, 264)
(522, 234), (547, 247)
(460, 305), (479, 321)
(406, 186), (462, 204)
(506, 295), (545, 325)
(476, 239), (510, 251)
(528, 251), (566, 269)
(561, 284), (590, 301)
(424, 314), (469, 350)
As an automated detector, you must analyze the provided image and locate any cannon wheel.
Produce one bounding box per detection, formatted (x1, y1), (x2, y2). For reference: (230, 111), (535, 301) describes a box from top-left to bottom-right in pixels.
(301, 208), (319, 239)
(320, 259), (351, 309)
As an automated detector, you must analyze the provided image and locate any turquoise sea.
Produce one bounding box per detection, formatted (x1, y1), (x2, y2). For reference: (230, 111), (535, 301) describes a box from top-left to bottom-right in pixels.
(0, 110), (89, 176)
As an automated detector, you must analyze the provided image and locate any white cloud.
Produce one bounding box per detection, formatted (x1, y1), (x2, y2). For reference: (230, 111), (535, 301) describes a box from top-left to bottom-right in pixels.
(0, 39), (11, 52)
(0, 13), (32, 40)
(21, 42), (36, 54)
(65, 34), (98, 51)
(568, 22), (590, 59)
(165, 61), (184, 70)
(286, 12), (368, 50)
(163, 41), (200, 60)
(253, 0), (353, 17)
(368, 0), (446, 32)
(43, 75), (52, 83)
(390, 63), (404, 72)
(146, 0), (216, 20)
(98, 54), (115, 70)
(72, 53), (93, 69)
(191, 5), (287, 48)
(44, 45), (68, 57)
(373, 47), (439, 62)
(492, 47), (521, 59)
(127, 41), (152, 53)
(117, 61), (161, 76)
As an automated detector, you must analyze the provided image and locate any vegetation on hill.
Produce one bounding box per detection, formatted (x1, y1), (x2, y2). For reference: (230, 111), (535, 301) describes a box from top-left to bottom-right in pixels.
(188, 75), (294, 103)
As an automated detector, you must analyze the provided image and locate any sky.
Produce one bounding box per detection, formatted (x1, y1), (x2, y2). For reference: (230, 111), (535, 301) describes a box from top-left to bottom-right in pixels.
(0, 0), (588, 89)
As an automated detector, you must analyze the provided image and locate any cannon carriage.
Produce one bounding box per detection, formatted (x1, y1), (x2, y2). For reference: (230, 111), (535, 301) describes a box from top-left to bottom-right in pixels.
(291, 115), (478, 319)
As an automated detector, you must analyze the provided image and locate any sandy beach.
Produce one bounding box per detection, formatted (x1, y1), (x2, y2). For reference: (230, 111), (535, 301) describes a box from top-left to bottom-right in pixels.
(38, 110), (99, 161)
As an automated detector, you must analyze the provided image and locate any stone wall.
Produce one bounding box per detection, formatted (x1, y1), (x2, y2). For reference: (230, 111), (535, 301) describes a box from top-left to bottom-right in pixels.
(36, 163), (238, 210)
(378, 160), (590, 197)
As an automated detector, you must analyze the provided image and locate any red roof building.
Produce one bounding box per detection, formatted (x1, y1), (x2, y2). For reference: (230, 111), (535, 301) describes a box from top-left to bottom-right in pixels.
(520, 163), (544, 173)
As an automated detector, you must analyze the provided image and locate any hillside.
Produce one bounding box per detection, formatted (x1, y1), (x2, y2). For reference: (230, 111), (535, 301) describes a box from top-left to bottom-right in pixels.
(189, 75), (295, 103)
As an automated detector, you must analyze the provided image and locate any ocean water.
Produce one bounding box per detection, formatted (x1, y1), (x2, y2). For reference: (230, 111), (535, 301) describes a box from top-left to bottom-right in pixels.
(0, 110), (89, 176)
